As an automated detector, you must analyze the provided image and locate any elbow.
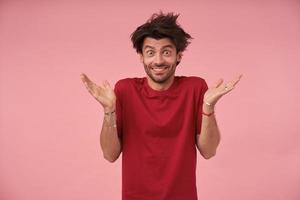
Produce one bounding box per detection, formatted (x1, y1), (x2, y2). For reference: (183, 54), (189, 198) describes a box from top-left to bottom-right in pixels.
(201, 151), (216, 160)
(103, 153), (120, 163)
(101, 143), (122, 163)
(197, 144), (217, 159)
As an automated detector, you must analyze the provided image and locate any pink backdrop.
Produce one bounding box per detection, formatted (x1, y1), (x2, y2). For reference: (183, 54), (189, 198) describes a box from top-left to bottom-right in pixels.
(1, 0), (299, 199)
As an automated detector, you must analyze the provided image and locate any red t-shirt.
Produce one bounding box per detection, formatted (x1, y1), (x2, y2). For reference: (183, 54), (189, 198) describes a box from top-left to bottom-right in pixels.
(114, 76), (208, 200)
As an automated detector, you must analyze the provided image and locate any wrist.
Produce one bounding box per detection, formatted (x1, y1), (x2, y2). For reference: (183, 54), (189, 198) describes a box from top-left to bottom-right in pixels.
(104, 105), (116, 113)
(104, 110), (116, 115)
(203, 103), (214, 114)
(103, 107), (117, 128)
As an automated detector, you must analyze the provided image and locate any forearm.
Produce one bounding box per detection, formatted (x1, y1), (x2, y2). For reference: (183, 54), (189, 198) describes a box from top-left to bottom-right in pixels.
(197, 105), (221, 159)
(100, 108), (122, 162)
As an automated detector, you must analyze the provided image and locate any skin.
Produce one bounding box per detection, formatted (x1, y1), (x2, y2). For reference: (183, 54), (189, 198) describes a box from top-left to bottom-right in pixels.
(80, 37), (242, 161)
(139, 37), (182, 91)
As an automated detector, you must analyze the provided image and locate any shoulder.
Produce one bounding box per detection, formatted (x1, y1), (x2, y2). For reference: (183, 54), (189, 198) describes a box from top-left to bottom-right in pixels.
(115, 78), (131, 88)
(115, 77), (144, 91)
(177, 76), (207, 88)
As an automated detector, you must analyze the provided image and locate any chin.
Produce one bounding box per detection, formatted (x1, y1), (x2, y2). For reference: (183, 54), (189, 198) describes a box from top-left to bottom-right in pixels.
(151, 74), (174, 84)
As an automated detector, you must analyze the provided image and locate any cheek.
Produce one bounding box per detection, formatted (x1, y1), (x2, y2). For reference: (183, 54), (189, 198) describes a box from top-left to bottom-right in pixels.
(167, 58), (178, 66)
(167, 55), (178, 62)
(142, 58), (153, 66)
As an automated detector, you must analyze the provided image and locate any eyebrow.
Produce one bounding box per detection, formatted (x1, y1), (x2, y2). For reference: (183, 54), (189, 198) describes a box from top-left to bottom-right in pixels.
(143, 44), (175, 51)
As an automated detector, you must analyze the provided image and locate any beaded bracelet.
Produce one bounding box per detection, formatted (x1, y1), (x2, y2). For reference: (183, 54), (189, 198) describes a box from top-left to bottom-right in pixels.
(104, 110), (116, 115)
(104, 110), (117, 128)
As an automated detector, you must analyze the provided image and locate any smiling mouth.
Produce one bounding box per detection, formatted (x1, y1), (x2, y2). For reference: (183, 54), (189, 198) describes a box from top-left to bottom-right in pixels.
(151, 66), (169, 73)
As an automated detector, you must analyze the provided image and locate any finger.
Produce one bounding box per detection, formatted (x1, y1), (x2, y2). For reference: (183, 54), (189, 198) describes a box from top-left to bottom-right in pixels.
(83, 75), (103, 91)
(82, 74), (94, 85)
(80, 73), (85, 80)
(221, 76), (241, 94)
(86, 83), (103, 100)
(103, 80), (109, 88)
(104, 80), (112, 89)
(80, 74), (87, 84)
(212, 79), (223, 88)
(82, 74), (100, 89)
(224, 74), (242, 89)
(84, 83), (96, 96)
(81, 77), (99, 96)
(80, 73), (90, 81)
(81, 76), (90, 88)
(232, 75), (242, 86)
(219, 85), (234, 95)
(81, 74), (93, 87)
(231, 74), (242, 87)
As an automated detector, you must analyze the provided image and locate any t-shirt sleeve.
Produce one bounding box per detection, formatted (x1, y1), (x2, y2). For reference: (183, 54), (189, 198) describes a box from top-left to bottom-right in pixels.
(114, 81), (123, 139)
(196, 79), (208, 135)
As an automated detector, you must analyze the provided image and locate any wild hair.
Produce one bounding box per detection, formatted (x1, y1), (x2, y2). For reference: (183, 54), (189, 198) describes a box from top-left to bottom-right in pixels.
(130, 12), (193, 54)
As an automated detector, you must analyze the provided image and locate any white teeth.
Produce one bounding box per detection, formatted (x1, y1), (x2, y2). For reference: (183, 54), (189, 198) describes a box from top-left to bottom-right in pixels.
(151, 67), (168, 72)
(153, 68), (164, 72)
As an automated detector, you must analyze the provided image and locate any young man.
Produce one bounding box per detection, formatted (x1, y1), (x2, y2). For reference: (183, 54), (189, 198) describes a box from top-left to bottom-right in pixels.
(81, 12), (242, 200)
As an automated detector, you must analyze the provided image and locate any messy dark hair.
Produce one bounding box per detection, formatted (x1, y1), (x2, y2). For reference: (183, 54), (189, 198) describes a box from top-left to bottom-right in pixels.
(130, 12), (193, 54)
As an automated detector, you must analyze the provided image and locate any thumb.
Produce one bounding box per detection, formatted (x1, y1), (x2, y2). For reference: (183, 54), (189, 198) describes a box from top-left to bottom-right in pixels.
(212, 79), (223, 88)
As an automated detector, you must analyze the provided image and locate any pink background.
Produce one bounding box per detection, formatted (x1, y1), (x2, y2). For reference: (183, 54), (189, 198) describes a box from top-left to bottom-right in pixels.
(1, 0), (299, 199)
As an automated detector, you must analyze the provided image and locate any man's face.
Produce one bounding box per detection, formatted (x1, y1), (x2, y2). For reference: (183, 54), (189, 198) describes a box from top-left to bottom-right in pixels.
(139, 37), (182, 84)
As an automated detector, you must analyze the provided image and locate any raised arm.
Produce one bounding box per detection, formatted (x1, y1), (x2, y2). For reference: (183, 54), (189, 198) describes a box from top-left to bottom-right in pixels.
(80, 73), (121, 162)
(196, 75), (242, 159)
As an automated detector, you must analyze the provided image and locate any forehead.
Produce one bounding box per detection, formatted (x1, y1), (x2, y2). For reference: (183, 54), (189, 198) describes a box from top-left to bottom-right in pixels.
(142, 37), (176, 50)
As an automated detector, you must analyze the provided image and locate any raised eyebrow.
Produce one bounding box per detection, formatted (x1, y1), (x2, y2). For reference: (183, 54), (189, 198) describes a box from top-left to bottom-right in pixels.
(143, 45), (155, 51)
(161, 45), (175, 50)
(143, 45), (175, 51)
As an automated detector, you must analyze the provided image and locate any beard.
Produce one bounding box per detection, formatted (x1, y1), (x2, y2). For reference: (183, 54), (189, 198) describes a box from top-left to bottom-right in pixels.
(143, 62), (177, 84)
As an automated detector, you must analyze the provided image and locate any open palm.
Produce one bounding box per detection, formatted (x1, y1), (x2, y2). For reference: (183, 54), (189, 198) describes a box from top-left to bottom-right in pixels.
(80, 73), (116, 110)
(204, 74), (242, 106)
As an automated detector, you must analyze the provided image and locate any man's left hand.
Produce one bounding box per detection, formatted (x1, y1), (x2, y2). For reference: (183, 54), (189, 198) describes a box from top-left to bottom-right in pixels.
(204, 74), (243, 107)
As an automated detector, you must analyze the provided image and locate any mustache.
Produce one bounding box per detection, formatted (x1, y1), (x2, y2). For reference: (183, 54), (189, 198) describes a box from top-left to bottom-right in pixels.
(150, 63), (170, 68)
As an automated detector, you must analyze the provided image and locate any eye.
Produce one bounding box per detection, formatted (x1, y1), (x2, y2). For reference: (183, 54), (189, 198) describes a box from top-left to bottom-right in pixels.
(163, 50), (171, 56)
(146, 50), (154, 57)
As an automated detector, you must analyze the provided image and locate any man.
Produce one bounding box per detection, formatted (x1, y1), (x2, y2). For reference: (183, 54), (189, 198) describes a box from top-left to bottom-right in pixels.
(81, 12), (242, 200)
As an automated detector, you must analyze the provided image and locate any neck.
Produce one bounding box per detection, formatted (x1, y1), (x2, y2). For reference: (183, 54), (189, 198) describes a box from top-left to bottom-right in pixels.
(146, 76), (175, 91)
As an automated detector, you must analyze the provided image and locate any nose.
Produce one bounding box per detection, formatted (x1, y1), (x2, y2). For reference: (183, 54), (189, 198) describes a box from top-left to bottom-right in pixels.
(154, 54), (164, 66)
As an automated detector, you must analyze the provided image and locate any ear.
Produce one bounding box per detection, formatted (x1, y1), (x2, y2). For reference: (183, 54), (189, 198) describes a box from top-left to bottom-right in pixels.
(177, 52), (183, 62)
(138, 53), (144, 63)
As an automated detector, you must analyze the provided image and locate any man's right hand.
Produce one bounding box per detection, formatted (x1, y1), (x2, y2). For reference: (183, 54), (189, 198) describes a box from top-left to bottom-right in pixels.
(80, 73), (116, 112)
